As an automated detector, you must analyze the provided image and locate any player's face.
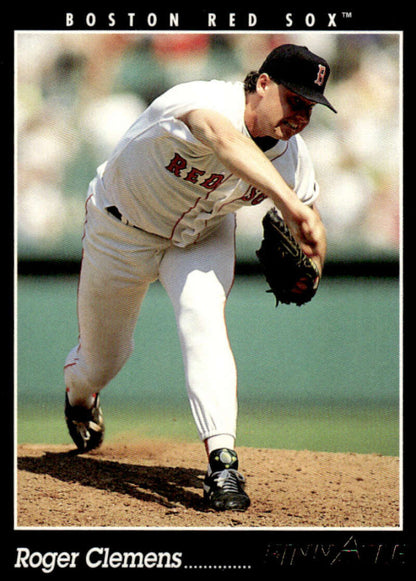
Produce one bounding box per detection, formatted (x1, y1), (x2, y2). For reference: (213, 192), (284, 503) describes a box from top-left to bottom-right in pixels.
(254, 75), (315, 141)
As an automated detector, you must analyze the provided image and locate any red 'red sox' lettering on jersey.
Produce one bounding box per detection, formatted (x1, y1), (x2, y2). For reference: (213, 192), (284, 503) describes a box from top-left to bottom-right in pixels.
(165, 152), (225, 191)
(242, 186), (268, 205)
(165, 152), (267, 205)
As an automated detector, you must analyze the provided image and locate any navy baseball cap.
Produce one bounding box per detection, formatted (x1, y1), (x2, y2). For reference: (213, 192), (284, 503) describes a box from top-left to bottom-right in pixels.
(259, 44), (337, 113)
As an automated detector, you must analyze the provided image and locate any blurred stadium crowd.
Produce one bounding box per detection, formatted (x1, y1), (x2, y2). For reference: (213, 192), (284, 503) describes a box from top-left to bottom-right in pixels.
(16, 32), (401, 262)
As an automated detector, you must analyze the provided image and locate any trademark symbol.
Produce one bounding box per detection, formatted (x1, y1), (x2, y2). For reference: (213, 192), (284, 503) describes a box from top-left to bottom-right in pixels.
(342, 12), (353, 18)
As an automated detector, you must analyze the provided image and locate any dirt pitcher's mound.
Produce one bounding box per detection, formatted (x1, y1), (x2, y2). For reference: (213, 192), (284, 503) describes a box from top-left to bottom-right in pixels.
(17, 441), (400, 528)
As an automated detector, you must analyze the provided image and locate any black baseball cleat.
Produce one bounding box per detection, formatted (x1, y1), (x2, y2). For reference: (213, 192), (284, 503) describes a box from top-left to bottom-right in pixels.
(203, 448), (251, 511)
(65, 393), (105, 452)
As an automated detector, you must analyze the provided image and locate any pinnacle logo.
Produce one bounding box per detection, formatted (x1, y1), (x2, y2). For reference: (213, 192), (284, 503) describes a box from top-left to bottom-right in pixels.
(314, 64), (326, 87)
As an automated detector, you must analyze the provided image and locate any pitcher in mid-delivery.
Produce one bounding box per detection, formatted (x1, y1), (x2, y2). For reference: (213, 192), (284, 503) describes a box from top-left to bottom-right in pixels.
(64, 44), (336, 511)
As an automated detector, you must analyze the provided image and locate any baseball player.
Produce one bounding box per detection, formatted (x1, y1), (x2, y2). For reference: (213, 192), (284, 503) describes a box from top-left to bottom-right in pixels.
(64, 44), (336, 512)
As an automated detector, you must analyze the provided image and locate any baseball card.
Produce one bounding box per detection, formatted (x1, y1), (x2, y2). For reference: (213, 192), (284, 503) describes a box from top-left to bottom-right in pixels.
(9, 5), (409, 576)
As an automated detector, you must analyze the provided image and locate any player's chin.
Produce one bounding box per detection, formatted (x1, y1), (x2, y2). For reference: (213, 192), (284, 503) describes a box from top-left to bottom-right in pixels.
(276, 121), (306, 140)
(274, 126), (296, 141)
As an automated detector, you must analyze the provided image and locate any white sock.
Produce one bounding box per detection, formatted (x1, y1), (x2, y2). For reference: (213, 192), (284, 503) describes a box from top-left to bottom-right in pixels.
(205, 435), (235, 455)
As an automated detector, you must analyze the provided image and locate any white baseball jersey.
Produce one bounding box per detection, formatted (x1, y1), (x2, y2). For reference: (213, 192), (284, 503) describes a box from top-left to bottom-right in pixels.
(93, 80), (319, 247)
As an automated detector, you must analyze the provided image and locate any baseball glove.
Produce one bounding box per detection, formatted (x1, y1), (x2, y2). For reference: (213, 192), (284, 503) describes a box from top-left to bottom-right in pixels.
(256, 207), (320, 307)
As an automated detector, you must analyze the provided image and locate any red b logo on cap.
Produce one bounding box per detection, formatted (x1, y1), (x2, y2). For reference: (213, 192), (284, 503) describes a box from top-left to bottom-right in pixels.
(314, 64), (326, 87)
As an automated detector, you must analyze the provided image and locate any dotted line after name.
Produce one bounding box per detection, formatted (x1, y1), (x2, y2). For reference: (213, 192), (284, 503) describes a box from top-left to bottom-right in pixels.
(184, 564), (251, 570)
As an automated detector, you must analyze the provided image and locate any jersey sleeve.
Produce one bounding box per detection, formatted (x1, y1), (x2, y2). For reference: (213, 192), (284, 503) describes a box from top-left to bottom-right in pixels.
(149, 80), (245, 151)
(293, 135), (320, 206)
(153, 80), (243, 122)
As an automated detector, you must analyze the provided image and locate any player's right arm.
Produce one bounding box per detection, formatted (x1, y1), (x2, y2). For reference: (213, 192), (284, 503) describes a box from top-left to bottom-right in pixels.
(179, 108), (326, 268)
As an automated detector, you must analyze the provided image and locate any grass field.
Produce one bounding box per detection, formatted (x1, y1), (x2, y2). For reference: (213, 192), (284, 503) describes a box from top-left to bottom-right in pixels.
(17, 274), (401, 456)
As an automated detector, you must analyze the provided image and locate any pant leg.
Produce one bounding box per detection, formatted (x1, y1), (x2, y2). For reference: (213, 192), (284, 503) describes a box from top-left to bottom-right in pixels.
(159, 214), (238, 442)
(64, 192), (168, 405)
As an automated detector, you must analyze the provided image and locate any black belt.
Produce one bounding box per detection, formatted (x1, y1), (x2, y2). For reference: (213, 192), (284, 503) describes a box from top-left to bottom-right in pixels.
(107, 205), (124, 221)
(106, 206), (140, 230)
(106, 206), (169, 241)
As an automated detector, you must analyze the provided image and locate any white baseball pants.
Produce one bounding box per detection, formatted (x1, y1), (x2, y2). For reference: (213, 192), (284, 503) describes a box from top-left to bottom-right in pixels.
(64, 190), (238, 444)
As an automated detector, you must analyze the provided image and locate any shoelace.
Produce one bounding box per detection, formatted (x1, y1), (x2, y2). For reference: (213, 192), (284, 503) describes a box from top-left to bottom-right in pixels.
(74, 419), (102, 438)
(212, 469), (245, 493)
(73, 421), (91, 443)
